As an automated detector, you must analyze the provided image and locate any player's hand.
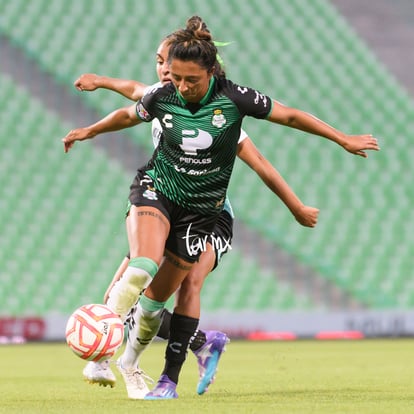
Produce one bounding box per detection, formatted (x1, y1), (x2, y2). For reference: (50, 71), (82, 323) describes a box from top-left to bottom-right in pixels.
(341, 134), (380, 158)
(294, 205), (319, 227)
(74, 73), (100, 92)
(61, 128), (92, 153)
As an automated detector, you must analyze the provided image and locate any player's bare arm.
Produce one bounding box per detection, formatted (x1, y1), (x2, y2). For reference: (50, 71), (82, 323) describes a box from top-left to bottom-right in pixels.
(237, 137), (319, 227)
(74, 73), (147, 101)
(62, 104), (141, 153)
(268, 99), (380, 158)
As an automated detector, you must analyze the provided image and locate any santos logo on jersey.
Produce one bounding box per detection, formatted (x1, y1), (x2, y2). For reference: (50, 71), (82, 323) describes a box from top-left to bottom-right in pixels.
(211, 109), (227, 128)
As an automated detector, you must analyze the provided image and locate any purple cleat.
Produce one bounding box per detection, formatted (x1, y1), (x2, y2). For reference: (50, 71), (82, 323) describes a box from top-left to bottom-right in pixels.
(144, 375), (178, 400)
(194, 330), (229, 395)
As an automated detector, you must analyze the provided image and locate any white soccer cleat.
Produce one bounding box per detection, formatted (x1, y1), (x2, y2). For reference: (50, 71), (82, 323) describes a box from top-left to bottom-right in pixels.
(116, 358), (153, 399)
(83, 360), (116, 388)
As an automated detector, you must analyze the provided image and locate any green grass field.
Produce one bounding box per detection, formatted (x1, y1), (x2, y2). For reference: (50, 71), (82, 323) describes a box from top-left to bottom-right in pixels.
(1, 339), (413, 413)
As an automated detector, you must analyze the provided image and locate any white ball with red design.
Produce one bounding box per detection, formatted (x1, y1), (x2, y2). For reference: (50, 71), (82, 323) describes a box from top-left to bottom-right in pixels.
(65, 304), (124, 362)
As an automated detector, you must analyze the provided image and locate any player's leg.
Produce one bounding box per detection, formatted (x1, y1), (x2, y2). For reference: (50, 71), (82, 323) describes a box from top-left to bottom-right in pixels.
(107, 171), (169, 321)
(174, 245), (214, 317)
(146, 211), (224, 400)
(176, 245), (229, 395)
(118, 250), (194, 399)
(114, 202), (170, 398)
(83, 199), (167, 394)
(107, 205), (167, 319)
(148, 210), (233, 397)
(103, 256), (130, 305)
(82, 255), (130, 387)
(154, 249), (214, 346)
(191, 210), (233, 394)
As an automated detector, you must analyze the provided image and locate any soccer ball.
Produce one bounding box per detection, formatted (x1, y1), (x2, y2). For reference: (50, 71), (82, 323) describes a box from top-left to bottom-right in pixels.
(65, 304), (124, 362)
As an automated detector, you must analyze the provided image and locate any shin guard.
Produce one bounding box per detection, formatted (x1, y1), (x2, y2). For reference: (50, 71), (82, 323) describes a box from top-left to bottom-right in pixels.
(107, 257), (158, 321)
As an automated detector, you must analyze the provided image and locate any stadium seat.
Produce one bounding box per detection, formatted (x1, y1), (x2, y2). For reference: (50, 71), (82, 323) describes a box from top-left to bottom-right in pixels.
(1, 0), (414, 315)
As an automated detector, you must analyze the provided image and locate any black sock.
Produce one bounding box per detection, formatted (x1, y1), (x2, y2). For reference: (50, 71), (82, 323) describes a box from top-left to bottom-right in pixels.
(156, 309), (172, 340)
(157, 309), (206, 350)
(162, 312), (199, 384)
(189, 329), (206, 351)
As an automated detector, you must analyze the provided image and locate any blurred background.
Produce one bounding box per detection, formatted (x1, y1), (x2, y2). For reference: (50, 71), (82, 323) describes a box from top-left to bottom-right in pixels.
(1, 0), (413, 341)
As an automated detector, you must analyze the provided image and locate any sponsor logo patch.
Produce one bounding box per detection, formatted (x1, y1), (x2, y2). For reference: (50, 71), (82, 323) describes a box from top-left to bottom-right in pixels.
(136, 102), (151, 121)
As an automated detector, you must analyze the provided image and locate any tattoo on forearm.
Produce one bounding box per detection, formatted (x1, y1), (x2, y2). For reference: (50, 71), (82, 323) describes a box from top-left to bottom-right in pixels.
(164, 252), (192, 271)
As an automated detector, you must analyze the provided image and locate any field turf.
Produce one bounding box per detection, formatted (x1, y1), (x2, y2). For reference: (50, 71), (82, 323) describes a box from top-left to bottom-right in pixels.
(1, 339), (413, 413)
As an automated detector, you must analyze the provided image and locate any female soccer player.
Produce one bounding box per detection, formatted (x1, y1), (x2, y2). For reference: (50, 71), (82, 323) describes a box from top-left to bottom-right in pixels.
(76, 31), (319, 395)
(62, 16), (379, 399)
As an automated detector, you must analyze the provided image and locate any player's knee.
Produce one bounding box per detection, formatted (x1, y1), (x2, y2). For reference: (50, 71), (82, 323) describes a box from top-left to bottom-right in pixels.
(180, 271), (204, 296)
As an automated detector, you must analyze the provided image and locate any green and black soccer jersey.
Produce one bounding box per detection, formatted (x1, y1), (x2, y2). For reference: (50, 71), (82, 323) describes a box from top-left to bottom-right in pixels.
(136, 77), (272, 215)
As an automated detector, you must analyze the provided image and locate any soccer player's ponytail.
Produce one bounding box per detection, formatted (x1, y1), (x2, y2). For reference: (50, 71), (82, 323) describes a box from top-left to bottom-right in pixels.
(167, 16), (218, 75)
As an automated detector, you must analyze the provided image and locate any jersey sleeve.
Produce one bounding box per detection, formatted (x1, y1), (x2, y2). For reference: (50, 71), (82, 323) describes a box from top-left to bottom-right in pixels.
(226, 79), (272, 119)
(151, 118), (163, 149)
(238, 128), (248, 144)
(135, 83), (163, 122)
(143, 81), (163, 96)
(135, 100), (154, 123)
